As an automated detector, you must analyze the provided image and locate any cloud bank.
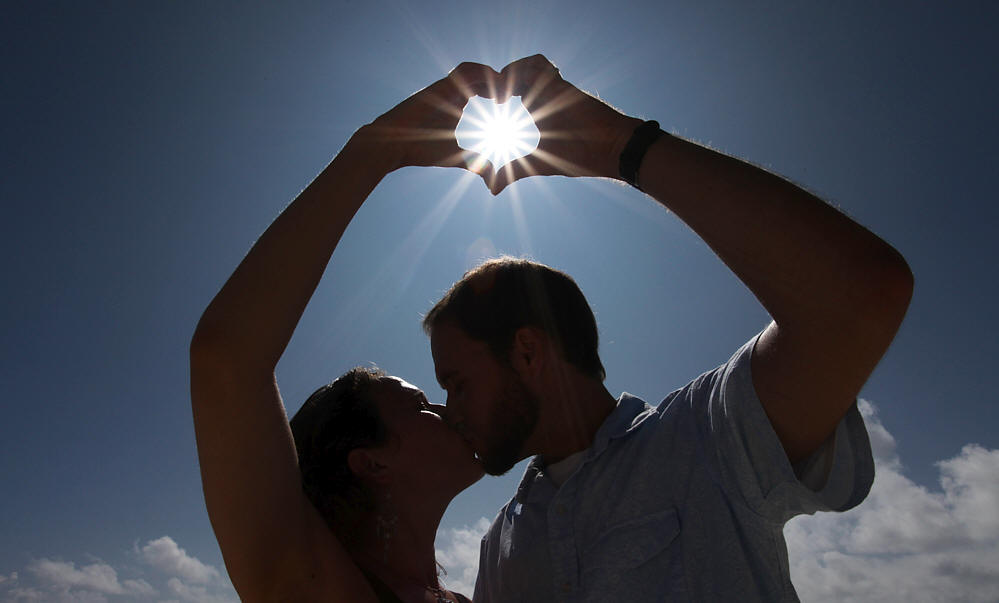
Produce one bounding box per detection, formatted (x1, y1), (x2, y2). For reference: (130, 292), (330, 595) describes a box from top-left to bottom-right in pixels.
(785, 400), (999, 602)
(436, 517), (492, 596)
(0, 537), (235, 603)
(139, 537), (219, 586)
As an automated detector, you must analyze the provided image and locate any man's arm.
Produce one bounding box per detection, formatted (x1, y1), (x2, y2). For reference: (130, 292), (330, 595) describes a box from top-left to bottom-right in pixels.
(636, 134), (912, 462)
(189, 63), (499, 600)
(493, 55), (912, 463)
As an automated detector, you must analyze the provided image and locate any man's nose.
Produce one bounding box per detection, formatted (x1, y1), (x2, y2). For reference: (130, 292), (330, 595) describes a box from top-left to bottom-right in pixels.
(435, 405), (467, 433)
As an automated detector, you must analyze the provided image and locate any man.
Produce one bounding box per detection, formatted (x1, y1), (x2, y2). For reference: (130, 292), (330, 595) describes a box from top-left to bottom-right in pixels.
(425, 55), (912, 601)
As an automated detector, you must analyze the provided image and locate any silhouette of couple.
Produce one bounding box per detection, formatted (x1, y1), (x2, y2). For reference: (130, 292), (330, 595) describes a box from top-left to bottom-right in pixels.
(191, 55), (912, 602)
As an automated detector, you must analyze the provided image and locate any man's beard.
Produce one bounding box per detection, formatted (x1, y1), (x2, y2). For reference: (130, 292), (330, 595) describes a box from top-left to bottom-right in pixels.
(478, 371), (541, 476)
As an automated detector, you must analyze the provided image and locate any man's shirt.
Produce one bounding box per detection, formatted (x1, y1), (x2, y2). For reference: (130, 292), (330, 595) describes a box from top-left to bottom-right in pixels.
(473, 335), (874, 602)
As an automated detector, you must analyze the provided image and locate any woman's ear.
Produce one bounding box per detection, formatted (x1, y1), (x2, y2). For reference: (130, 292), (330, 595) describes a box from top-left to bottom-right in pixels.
(347, 448), (391, 485)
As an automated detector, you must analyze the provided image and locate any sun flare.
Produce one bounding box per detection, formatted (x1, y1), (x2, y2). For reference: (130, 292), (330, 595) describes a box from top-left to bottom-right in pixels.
(455, 97), (540, 168)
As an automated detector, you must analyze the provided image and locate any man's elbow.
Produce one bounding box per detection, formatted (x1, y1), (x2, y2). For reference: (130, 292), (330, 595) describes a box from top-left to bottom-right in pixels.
(849, 245), (913, 344)
(870, 245), (914, 324)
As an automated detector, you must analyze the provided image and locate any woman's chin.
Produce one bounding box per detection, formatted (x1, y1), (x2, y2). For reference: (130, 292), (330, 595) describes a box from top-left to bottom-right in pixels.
(452, 461), (486, 496)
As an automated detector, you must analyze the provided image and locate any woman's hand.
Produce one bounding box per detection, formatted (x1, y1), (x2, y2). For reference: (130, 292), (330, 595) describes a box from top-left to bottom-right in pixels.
(363, 61), (503, 186)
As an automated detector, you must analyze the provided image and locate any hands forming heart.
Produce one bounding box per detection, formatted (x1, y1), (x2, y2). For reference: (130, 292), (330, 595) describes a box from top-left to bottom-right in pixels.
(366, 54), (642, 195)
(454, 95), (539, 172)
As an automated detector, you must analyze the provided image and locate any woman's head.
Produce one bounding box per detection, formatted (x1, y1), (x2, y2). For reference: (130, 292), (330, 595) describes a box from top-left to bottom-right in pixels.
(290, 368), (482, 548)
(291, 367), (388, 546)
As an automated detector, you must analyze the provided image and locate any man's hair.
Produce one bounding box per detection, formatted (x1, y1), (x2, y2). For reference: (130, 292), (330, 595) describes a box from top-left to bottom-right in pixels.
(289, 367), (387, 547)
(423, 257), (605, 381)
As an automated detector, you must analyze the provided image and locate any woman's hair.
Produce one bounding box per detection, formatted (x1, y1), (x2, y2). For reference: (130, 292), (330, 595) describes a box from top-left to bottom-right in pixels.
(289, 366), (387, 547)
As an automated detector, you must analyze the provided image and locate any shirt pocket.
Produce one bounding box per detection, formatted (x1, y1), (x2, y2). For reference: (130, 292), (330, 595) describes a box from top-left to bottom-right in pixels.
(579, 507), (686, 600)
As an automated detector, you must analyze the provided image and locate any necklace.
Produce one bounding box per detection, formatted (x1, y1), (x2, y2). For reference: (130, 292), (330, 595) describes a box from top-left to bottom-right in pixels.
(356, 548), (451, 602)
(425, 583), (449, 603)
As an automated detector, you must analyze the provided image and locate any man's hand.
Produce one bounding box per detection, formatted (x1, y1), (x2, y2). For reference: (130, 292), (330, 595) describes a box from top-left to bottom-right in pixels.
(364, 62), (504, 187)
(489, 54), (642, 194)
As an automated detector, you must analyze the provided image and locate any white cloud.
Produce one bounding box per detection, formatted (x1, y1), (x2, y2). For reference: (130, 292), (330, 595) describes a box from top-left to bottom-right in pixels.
(139, 536), (219, 585)
(164, 577), (238, 603)
(2, 586), (44, 602)
(120, 579), (154, 598)
(0, 537), (236, 603)
(436, 517), (491, 597)
(786, 400), (999, 602)
(27, 559), (128, 595)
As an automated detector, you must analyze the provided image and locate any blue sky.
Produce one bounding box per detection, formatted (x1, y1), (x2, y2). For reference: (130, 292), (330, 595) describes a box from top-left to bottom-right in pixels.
(2, 1), (997, 600)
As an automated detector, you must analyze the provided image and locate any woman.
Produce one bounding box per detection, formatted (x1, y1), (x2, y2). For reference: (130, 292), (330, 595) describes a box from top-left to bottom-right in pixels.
(190, 62), (504, 602)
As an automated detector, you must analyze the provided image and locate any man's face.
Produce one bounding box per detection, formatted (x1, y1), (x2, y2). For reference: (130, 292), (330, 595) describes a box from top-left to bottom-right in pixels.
(430, 322), (540, 476)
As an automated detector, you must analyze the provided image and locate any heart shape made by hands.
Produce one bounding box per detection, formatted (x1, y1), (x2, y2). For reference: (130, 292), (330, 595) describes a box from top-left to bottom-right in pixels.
(455, 96), (540, 169)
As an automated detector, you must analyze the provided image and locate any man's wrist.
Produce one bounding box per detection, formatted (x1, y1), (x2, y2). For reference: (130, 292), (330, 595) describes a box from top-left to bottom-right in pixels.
(618, 120), (666, 190)
(604, 115), (645, 180)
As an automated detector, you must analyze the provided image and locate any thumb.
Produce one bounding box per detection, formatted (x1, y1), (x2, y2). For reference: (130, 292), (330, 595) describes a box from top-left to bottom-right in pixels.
(489, 153), (547, 195)
(439, 148), (496, 183)
(460, 149), (497, 186)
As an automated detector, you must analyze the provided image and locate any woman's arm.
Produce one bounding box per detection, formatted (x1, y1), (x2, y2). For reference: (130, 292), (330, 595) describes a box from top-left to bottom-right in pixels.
(189, 63), (499, 601)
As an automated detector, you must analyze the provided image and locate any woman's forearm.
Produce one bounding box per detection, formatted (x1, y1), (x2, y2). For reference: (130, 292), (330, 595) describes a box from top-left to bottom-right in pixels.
(191, 127), (391, 372)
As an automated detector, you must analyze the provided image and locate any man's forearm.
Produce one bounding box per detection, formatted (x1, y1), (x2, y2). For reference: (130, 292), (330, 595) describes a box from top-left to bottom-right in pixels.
(635, 132), (912, 336)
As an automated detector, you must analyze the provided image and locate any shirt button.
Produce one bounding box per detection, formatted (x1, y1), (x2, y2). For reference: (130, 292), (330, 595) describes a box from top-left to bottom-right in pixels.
(560, 581), (571, 592)
(555, 504), (567, 514)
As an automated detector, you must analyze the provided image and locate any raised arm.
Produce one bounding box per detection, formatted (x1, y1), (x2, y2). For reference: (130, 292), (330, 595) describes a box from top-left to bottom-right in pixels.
(491, 55), (912, 463)
(189, 63), (499, 601)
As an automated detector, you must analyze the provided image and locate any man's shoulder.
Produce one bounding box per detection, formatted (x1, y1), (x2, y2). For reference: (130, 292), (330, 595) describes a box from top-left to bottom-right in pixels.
(645, 335), (763, 420)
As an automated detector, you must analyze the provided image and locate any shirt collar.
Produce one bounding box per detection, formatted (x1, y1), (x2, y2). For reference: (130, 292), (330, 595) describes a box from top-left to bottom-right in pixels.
(513, 393), (652, 503)
(589, 392), (654, 455)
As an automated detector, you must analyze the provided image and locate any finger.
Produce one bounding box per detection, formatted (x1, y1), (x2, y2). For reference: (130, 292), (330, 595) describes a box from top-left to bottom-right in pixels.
(438, 147), (496, 182)
(489, 152), (552, 195)
(499, 54), (561, 102)
(408, 63), (498, 121)
(490, 146), (595, 195)
(443, 61), (503, 102)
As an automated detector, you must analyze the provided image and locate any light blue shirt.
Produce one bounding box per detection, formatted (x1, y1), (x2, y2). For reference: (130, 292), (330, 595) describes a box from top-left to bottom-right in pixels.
(473, 335), (874, 602)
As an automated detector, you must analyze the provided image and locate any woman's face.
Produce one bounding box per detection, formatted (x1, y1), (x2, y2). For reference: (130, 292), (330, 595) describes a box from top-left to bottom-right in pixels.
(370, 376), (484, 497)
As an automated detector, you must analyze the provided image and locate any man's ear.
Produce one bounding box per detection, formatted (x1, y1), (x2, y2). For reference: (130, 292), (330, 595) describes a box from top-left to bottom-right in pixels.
(511, 326), (549, 378)
(347, 448), (391, 485)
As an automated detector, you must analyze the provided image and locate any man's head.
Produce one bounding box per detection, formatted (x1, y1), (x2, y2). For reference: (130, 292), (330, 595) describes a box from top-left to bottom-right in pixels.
(423, 257), (604, 380)
(424, 257), (604, 475)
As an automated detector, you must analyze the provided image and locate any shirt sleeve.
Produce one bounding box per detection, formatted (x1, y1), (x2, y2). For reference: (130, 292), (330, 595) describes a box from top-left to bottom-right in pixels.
(693, 332), (875, 523)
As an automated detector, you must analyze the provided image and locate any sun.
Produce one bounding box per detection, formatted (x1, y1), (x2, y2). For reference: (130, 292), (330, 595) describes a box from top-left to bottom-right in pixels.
(455, 96), (540, 168)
